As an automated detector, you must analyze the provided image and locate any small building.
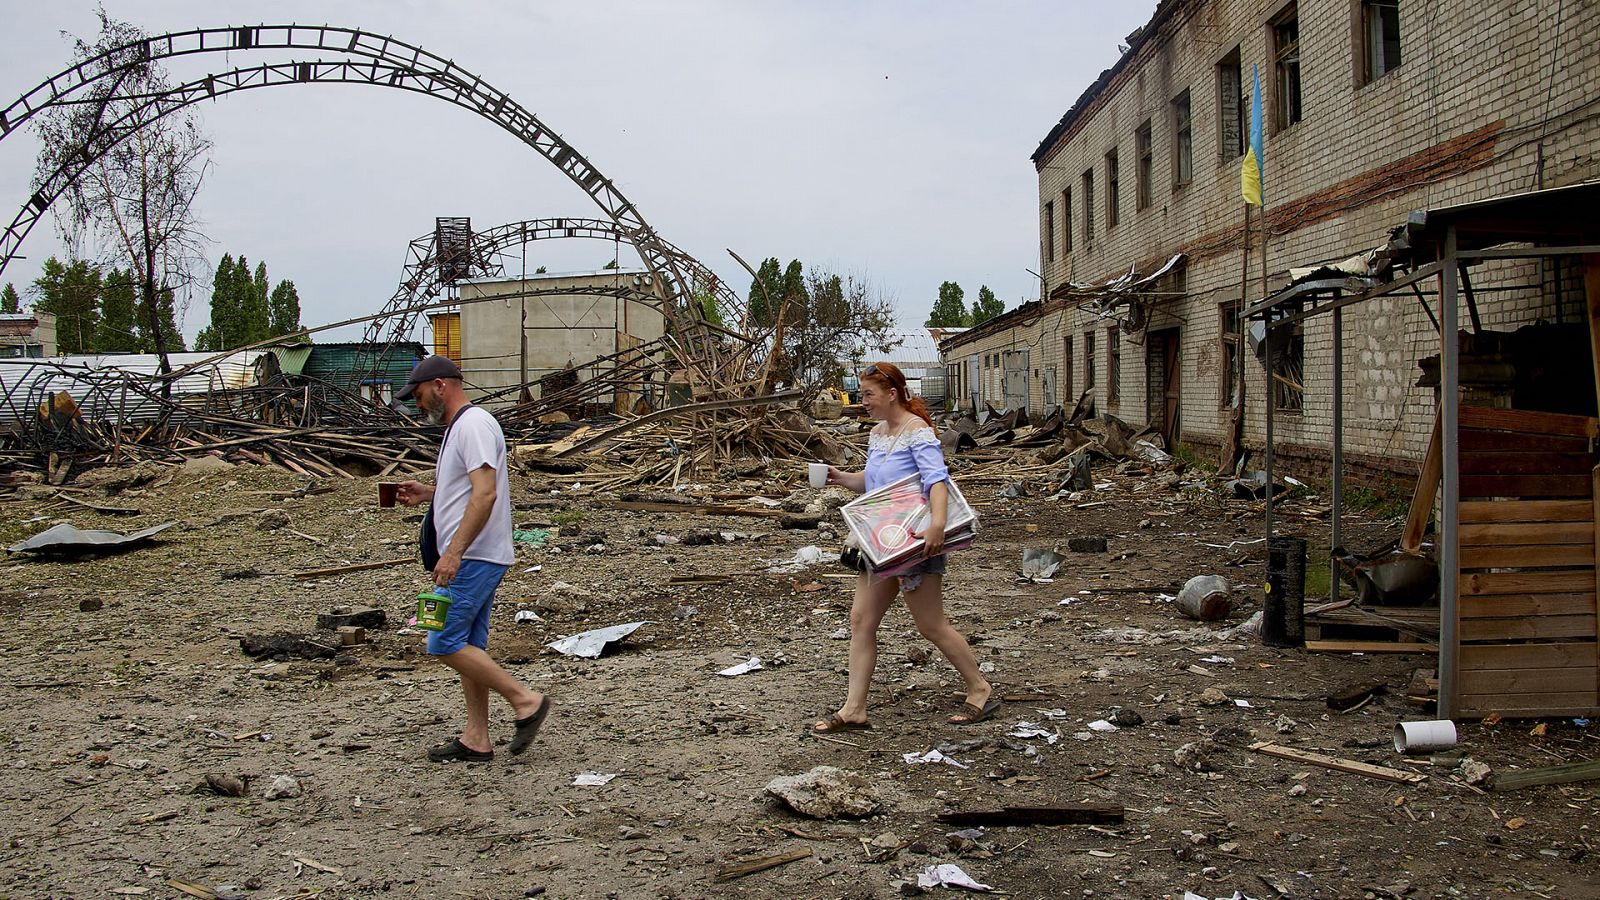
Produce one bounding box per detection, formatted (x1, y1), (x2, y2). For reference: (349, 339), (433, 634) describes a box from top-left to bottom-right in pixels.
(845, 329), (950, 403)
(256, 341), (426, 406)
(429, 269), (665, 408)
(0, 311), (57, 359)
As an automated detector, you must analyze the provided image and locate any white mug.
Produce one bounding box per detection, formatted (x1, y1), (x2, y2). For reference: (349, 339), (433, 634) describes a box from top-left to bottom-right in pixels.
(808, 463), (829, 488)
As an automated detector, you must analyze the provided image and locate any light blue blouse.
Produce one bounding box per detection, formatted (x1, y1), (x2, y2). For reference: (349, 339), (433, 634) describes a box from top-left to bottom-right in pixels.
(864, 426), (951, 495)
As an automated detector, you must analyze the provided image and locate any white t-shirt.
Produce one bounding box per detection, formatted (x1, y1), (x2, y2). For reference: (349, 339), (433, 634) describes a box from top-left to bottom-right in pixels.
(432, 406), (514, 566)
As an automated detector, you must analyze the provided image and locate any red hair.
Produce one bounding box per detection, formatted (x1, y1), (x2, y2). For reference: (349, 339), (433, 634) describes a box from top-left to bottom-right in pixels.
(860, 361), (935, 430)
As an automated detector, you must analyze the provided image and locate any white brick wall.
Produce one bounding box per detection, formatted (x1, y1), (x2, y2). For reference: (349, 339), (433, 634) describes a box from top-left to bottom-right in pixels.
(946, 0), (1600, 468)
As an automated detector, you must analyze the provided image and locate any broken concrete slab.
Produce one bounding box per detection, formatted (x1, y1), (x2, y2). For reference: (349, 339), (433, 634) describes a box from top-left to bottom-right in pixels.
(765, 765), (883, 819)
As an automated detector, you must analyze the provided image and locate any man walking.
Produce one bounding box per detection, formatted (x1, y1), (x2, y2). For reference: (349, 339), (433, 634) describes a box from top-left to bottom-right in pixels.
(394, 356), (551, 761)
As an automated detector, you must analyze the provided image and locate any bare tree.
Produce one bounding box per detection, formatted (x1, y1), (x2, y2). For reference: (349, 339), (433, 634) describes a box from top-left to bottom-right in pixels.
(34, 10), (210, 377)
(762, 265), (899, 400)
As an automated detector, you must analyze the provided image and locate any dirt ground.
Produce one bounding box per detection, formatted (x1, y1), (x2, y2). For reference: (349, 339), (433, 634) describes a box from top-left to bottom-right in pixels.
(2, 455), (1598, 900)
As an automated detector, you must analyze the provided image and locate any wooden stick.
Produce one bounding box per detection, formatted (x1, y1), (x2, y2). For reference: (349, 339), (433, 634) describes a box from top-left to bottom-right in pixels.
(1491, 757), (1600, 791)
(293, 558), (413, 580)
(714, 846), (812, 882)
(1248, 741), (1428, 784)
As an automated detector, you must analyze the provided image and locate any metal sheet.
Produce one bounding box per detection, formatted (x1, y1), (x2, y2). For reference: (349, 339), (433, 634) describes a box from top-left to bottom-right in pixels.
(8, 521), (178, 555)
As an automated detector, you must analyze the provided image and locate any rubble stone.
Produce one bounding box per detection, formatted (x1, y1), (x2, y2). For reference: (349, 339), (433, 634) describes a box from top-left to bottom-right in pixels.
(764, 765), (883, 818)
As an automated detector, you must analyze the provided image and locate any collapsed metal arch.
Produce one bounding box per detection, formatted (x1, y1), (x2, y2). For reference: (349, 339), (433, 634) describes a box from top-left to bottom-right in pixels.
(373, 217), (747, 351)
(0, 24), (746, 380)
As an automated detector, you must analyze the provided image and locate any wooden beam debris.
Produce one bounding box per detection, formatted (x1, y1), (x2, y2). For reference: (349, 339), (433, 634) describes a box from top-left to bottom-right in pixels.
(1248, 741), (1428, 785)
(714, 846), (812, 882)
(936, 804), (1124, 827)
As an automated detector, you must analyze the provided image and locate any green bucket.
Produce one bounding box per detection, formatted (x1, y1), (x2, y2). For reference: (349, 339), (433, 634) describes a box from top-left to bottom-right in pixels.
(416, 590), (451, 632)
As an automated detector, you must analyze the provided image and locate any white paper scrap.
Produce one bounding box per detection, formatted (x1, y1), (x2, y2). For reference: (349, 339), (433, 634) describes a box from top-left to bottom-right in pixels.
(1202, 655), (1235, 664)
(903, 749), (969, 769)
(573, 772), (618, 786)
(917, 863), (993, 892)
(717, 657), (763, 677)
(1234, 699), (1254, 708)
(1087, 719), (1120, 733)
(1010, 722), (1062, 743)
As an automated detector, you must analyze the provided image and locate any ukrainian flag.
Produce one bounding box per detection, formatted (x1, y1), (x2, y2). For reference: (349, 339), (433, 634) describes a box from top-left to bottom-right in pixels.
(1240, 64), (1264, 206)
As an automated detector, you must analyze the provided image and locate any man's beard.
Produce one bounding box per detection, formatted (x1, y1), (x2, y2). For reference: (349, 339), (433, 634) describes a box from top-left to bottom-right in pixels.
(420, 395), (445, 425)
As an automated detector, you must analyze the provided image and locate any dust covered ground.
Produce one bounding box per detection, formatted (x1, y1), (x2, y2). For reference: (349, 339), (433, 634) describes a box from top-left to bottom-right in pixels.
(1, 459), (1598, 900)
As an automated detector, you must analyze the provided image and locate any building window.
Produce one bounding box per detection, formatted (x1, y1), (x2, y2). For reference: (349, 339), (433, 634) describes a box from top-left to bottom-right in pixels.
(1134, 122), (1153, 210)
(1085, 331), (1097, 391)
(1081, 169), (1096, 243)
(1107, 325), (1121, 405)
(1064, 335), (1075, 401)
(1217, 48), (1245, 163)
(1271, 4), (1302, 130)
(1044, 200), (1056, 265)
(1272, 327), (1304, 412)
(1362, 1), (1402, 83)
(1105, 149), (1120, 228)
(1171, 90), (1193, 186)
(1219, 301), (1239, 409)
(1061, 188), (1073, 255)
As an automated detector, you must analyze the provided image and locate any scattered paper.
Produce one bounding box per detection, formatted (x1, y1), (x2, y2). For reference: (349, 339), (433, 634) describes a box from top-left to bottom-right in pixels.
(573, 772), (618, 786)
(1183, 892), (1261, 900)
(1087, 719), (1119, 733)
(746, 496), (783, 507)
(917, 863), (993, 892)
(514, 610), (544, 624)
(1011, 721), (1063, 743)
(524, 564), (543, 573)
(1201, 655), (1235, 664)
(1234, 699), (1253, 708)
(717, 657), (763, 677)
(1035, 708), (1070, 720)
(904, 749), (969, 768)
(546, 621), (649, 658)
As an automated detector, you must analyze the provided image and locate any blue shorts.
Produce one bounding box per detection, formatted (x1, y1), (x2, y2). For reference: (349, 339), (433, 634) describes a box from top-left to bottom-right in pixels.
(426, 559), (510, 656)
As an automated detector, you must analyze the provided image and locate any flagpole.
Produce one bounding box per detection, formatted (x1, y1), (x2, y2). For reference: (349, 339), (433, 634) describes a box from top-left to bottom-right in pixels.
(1228, 203), (1251, 472)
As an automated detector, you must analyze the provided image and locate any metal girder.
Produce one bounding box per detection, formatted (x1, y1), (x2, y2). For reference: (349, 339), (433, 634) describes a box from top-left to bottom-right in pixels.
(0, 25), (751, 386)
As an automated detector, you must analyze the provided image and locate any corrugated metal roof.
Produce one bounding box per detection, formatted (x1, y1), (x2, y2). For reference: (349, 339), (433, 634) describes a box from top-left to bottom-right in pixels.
(273, 346), (313, 375)
(0, 350), (264, 427)
(852, 330), (945, 374)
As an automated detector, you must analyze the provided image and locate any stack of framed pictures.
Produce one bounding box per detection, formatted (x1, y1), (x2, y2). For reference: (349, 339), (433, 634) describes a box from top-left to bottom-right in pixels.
(839, 474), (978, 574)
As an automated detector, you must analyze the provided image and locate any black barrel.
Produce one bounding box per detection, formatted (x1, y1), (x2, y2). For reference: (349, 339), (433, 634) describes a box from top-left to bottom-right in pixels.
(1263, 536), (1307, 647)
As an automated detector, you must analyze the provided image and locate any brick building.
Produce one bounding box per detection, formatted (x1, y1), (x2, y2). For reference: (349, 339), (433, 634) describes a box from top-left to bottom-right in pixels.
(941, 0), (1599, 479)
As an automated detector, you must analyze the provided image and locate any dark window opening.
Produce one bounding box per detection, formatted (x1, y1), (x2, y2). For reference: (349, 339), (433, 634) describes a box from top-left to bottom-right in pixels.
(1272, 4), (1302, 129)
(1172, 90), (1193, 186)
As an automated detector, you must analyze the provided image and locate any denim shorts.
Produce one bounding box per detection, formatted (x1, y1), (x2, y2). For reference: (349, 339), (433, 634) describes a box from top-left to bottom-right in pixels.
(426, 559), (510, 656)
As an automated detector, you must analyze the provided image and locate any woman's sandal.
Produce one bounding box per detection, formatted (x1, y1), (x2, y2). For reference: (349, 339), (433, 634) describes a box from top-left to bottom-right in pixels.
(812, 714), (873, 735)
(949, 696), (1002, 726)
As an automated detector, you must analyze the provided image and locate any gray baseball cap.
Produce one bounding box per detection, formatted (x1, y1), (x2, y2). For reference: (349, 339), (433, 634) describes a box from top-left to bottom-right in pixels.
(396, 355), (462, 400)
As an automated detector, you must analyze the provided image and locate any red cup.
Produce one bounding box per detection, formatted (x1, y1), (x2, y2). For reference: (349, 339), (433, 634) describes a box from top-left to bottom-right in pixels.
(378, 482), (399, 508)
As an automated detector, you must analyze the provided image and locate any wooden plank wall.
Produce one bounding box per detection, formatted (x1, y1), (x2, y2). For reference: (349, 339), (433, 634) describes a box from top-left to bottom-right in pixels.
(1455, 405), (1600, 717)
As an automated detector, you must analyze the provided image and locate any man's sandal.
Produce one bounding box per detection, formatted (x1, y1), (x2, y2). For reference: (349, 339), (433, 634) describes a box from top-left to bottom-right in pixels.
(508, 694), (553, 756)
(812, 714), (873, 735)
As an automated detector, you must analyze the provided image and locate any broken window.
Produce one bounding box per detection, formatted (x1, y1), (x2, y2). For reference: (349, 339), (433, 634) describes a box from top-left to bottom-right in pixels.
(1219, 301), (1239, 409)
(1044, 200), (1056, 265)
(1135, 121), (1153, 210)
(1064, 335), (1075, 401)
(1107, 325), (1121, 405)
(1271, 4), (1303, 129)
(1082, 169), (1096, 243)
(1272, 326), (1304, 412)
(1105, 148), (1121, 228)
(1085, 331), (1097, 391)
(1061, 188), (1073, 255)
(1172, 90), (1193, 187)
(1363, 0), (1402, 83)
(1217, 48), (1245, 162)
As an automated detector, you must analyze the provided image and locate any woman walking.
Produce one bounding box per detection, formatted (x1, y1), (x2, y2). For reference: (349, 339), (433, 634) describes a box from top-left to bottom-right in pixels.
(813, 362), (998, 733)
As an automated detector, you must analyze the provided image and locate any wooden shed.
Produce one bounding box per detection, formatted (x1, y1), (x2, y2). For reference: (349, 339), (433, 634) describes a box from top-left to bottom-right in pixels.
(1248, 182), (1600, 720)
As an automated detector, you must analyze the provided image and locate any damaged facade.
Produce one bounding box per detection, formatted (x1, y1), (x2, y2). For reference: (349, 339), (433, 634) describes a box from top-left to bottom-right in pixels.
(944, 0), (1600, 478)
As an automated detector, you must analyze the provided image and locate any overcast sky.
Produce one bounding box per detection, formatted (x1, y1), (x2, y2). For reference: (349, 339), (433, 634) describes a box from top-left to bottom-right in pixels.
(0, 1), (1154, 342)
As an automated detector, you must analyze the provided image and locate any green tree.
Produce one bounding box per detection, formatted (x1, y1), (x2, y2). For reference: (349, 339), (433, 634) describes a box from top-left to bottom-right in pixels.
(268, 279), (301, 337)
(970, 285), (1005, 325)
(238, 257), (269, 343)
(746, 257), (783, 328)
(196, 253), (237, 351)
(926, 281), (969, 327)
(95, 268), (140, 352)
(33, 256), (102, 354)
(778, 260), (806, 325)
(1, 283), (19, 314)
(138, 287), (186, 352)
